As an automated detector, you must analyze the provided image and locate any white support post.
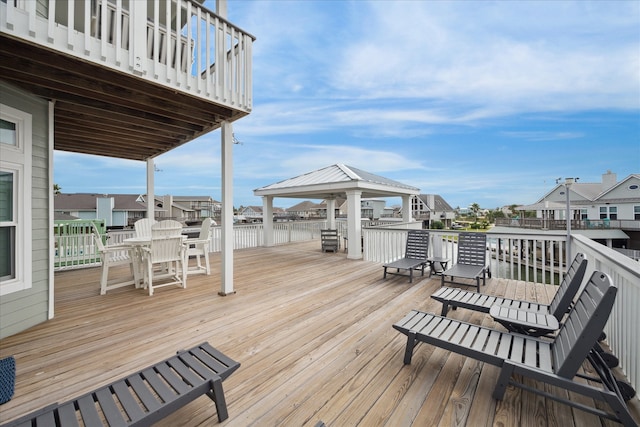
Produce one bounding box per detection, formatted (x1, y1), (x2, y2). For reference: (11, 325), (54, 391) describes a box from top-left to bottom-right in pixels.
(220, 121), (235, 295)
(402, 195), (413, 223)
(346, 190), (362, 260)
(130, 0), (146, 74)
(146, 158), (155, 220)
(216, 0), (228, 18)
(263, 196), (274, 247)
(327, 198), (336, 229)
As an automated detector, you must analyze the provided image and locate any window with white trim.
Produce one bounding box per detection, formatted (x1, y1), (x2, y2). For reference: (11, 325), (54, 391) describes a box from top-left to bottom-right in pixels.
(0, 106), (32, 295)
(599, 206), (618, 220)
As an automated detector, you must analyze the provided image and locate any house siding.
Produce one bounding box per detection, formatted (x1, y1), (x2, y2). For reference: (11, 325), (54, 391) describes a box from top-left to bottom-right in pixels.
(0, 82), (51, 340)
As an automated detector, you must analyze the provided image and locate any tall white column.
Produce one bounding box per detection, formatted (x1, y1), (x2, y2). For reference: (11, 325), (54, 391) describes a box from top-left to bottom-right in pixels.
(327, 198), (336, 229)
(346, 190), (362, 260)
(263, 196), (274, 247)
(402, 195), (413, 223)
(146, 158), (154, 220)
(220, 121), (235, 295)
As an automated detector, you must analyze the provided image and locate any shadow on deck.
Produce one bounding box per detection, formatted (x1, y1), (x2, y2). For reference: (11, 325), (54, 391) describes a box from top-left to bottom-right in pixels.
(1, 240), (638, 426)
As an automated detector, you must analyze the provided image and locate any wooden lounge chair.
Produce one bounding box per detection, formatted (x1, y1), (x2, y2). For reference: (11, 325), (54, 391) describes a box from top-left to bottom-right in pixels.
(383, 230), (430, 283)
(0, 342), (240, 427)
(321, 229), (340, 253)
(393, 272), (636, 426)
(431, 253), (588, 336)
(440, 232), (489, 292)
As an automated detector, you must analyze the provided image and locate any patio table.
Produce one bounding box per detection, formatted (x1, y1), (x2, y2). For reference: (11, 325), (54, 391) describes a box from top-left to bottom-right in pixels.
(426, 256), (449, 277)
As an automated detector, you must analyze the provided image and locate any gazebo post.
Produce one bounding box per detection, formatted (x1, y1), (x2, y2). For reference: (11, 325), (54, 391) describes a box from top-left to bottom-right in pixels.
(327, 198), (336, 229)
(346, 189), (362, 260)
(402, 195), (413, 223)
(262, 195), (274, 247)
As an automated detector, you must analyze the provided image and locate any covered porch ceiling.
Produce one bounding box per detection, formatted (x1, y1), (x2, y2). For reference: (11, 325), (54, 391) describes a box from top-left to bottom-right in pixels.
(0, 35), (248, 161)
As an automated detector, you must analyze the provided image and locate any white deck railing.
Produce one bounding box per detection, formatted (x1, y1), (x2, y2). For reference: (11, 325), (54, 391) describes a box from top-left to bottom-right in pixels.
(572, 233), (640, 395)
(361, 226), (640, 396)
(53, 221), (639, 395)
(1, 0), (254, 111)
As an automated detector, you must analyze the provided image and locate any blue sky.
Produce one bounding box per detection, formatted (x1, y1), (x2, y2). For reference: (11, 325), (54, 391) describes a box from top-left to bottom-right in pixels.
(54, 0), (640, 210)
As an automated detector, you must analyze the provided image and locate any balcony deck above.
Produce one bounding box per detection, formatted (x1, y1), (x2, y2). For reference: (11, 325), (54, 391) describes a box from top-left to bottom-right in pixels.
(0, 0), (254, 160)
(0, 240), (638, 426)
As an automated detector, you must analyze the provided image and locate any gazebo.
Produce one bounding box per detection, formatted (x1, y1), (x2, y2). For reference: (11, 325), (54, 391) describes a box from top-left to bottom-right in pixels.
(254, 164), (421, 259)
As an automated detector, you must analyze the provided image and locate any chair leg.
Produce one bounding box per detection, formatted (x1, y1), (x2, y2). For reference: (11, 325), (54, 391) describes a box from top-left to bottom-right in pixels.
(493, 362), (515, 400)
(403, 331), (418, 364)
(206, 377), (229, 422)
(146, 262), (154, 296)
(100, 263), (109, 295)
(440, 303), (450, 317)
(204, 251), (210, 275)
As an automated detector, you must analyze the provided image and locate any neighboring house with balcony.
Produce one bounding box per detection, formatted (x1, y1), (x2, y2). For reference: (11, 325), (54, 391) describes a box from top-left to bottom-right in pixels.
(501, 171), (640, 249)
(53, 193), (219, 228)
(411, 194), (456, 228)
(171, 196), (221, 221)
(0, 0), (254, 339)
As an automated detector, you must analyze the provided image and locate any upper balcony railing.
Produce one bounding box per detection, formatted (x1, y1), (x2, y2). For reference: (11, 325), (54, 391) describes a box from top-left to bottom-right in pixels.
(1, 0), (254, 111)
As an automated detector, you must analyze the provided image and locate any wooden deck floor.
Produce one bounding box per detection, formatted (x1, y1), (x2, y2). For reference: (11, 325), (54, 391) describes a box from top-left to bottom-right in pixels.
(1, 241), (638, 426)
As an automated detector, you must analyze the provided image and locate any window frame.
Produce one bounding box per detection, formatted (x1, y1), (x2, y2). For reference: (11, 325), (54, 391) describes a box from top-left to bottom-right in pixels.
(0, 104), (32, 295)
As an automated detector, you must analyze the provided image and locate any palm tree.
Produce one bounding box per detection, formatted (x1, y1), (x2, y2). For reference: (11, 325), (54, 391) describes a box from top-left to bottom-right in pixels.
(53, 184), (61, 194)
(470, 203), (480, 221)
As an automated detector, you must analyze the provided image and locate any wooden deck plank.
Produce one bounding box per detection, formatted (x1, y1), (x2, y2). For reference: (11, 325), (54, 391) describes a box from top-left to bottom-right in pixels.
(0, 240), (638, 427)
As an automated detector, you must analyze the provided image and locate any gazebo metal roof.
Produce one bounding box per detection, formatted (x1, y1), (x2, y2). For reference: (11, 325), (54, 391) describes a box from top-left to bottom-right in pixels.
(254, 164), (420, 199)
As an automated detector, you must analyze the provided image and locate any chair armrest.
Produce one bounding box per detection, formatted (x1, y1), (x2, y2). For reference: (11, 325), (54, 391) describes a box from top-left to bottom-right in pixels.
(489, 304), (559, 334)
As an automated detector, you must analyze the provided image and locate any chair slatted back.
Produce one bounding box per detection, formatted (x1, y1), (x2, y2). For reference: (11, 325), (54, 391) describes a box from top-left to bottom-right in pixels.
(456, 232), (487, 266)
(548, 253), (587, 320)
(552, 271), (617, 378)
(405, 230), (429, 260)
(152, 220), (183, 237)
(148, 235), (184, 264)
(134, 218), (157, 238)
(199, 218), (214, 241)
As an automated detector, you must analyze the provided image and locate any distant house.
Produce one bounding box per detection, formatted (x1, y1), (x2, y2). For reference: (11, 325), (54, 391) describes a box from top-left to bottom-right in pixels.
(238, 205), (287, 222)
(287, 200), (324, 219)
(55, 193), (150, 228)
(530, 171), (640, 222)
(360, 199), (386, 220)
(161, 195), (221, 222)
(411, 194), (456, 227)
(55, 193), (219, 228)
(241, 206), (263, 222)
(506, 171), (640, 249)
(289, 198), (390, 220)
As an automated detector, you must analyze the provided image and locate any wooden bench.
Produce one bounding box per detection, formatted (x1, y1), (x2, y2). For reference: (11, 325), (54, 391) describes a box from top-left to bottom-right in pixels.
(0, 342), (240, 427)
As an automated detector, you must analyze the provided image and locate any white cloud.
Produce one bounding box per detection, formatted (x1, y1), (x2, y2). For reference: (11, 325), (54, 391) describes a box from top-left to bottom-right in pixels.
(332, 1), (639, 112)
